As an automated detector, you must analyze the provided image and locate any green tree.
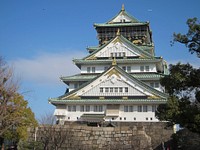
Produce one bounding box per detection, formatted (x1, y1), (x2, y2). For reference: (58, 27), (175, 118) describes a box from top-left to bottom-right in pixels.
(0, 57), (38, 149)
(172, 17), (200, 57)
(156, 17), (200, 135)
(156, 63), (200, 134)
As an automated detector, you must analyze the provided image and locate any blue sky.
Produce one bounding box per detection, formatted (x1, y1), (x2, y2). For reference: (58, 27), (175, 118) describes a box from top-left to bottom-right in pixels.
(1, 0), (200, 120)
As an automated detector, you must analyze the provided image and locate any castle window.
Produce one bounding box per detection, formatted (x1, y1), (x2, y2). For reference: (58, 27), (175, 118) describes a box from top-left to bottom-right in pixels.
(92, 67), (95, 73)
(150, 83), (154, 87)
(137, 105), (142, 112)
(68, 106), (71, 112)
(72, 106), (76, 112)
(143, 105), (148, 112)
(124, 106), (129, 112)
(122, 66), (131, 72)
(87, 67), (90, 73)
(100, 87), (103, 93)
(145, 66), (150, 72)
(94, 105), (103, 112)
(152, 105), (157, 112)
(80, 105), (84, 112)
(110, 53), (113, 57)
(74, 83), (78, 89)
(129, 106), (133, 112)
(68, 105), (76, 112)
(100, 87), (128, 93)
(150, 82), (159, 88)
(127, 66), (131, 72)
(140, 66), (144, 72)
(86, 105), (90, 112)
(155, 83), (159, 88)
(140, 65), (150, 72)
(124, 105), (133, 112)
(125, 87), (128, 92)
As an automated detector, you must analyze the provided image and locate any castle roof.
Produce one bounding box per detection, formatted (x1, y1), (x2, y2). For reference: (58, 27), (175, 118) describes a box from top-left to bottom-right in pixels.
(49, 65), (168, 105)
(94, 4), (148, 28)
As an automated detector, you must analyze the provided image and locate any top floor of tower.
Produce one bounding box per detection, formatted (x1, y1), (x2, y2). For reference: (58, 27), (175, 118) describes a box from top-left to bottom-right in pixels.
(94, 5), (153, 47)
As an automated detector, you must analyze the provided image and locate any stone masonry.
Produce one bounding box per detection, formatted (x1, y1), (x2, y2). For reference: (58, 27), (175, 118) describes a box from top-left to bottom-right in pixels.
(28, 122), (173, 150)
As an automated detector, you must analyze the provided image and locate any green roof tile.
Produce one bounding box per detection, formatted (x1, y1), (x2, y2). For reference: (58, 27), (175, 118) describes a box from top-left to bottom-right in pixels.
(61, 73), (164, 82)
(49, 98), (167, 105)
(73, 58), (162, 66)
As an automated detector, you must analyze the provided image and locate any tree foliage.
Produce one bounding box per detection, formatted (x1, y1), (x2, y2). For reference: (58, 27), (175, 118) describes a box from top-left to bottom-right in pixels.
(0, 57), (38, 147)
(156, 17), (200, 135)
(172, 17), (200, 57)
(156, 63), (200, 134)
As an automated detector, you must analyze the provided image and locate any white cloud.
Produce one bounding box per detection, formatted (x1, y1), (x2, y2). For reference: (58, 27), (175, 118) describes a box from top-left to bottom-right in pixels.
(11, 51), (86, 85)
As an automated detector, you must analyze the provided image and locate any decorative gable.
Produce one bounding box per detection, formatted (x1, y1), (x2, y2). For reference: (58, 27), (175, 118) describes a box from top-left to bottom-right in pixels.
(107, 4), (139, 24)
(93, 39), (140, 58)
(62, 66), (166, 100)
(85, 35), (152, 60)
(82, 74), (146, 97)
(109, 12), (133, 23)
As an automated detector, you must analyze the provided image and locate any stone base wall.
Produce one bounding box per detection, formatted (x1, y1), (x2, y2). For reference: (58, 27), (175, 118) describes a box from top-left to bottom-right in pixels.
(28, 122), (173, 150)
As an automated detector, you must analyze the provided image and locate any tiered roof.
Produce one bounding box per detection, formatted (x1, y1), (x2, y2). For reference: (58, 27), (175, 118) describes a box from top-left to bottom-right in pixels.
(94, 4), (148, 27)
(49, 5), (168, 106)
(49, 65), (168, 105)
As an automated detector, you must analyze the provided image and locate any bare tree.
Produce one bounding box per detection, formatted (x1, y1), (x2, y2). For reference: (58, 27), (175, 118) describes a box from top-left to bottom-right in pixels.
(38, 112), (56, 125)
(37, 113), (71, 150)
(0, 57), (19, 135)
(0, 57), (37, 149)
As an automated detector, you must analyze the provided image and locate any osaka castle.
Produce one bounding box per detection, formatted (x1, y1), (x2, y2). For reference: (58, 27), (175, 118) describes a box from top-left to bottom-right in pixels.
(49, 5), (169, 124)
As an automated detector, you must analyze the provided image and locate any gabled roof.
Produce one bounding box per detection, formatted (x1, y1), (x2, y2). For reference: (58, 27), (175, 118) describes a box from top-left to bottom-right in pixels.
(73, 58), (162, 69)
(108, 4), (140, 23)
(82, 34), (154, 61)
(49, 65), (168, 104)
(60, 73), (164, 84)
(87, 45), (154, 55)
(94, 5), (147, 27)
(49, 98), (167, 105)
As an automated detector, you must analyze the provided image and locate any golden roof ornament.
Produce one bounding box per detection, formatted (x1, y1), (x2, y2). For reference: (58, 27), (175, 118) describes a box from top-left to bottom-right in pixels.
(121, 4), (125, 11)
(116, 28), (120, 36)
(112, 57), (117, 66)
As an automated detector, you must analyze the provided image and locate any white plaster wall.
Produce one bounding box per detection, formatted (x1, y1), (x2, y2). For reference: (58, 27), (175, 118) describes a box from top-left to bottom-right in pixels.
(81, 65), (109, 74)
(68, 83), (75, 92)
(112, 14), (132, 23)
(61, 105), (106, 121)
(80, 63), (157, 74)
(55, 104), (159, 122)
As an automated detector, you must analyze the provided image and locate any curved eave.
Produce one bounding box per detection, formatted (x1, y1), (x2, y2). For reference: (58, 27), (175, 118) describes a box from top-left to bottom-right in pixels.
(61, 73), (164, 83)
(49, 98), (167, 105)
(94, 22), (148, 28)
(73, 58), (162, 66)
(60, 74), (98, 84)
